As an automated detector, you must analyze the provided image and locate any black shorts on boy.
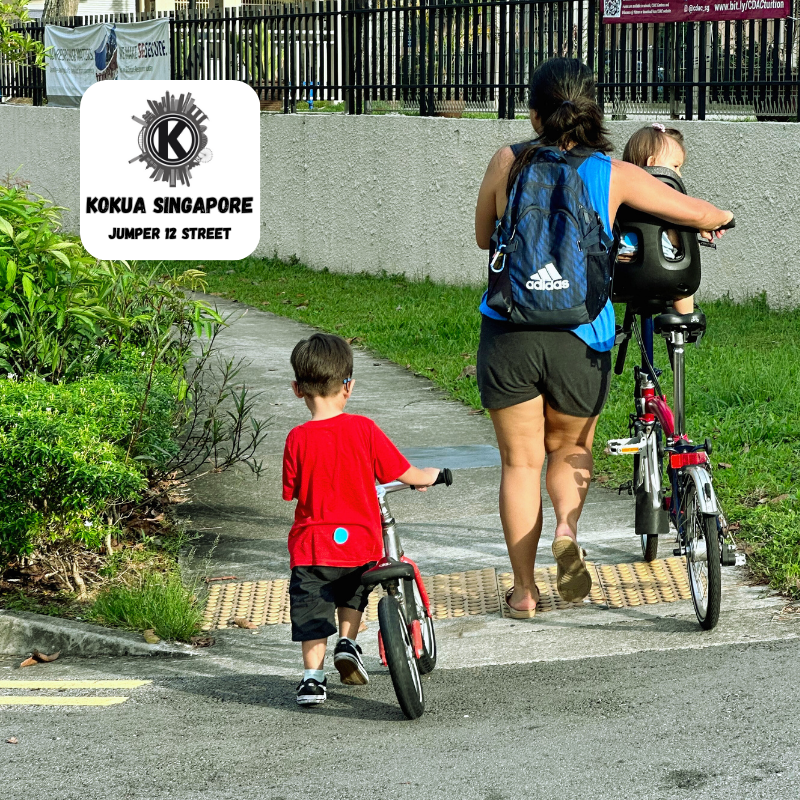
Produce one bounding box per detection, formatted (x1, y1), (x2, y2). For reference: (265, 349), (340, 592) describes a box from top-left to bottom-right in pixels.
(289, 564), (376, 641)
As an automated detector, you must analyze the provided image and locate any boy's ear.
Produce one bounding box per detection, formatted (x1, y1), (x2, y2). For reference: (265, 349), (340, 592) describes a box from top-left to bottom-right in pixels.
(291, 380), (304, 398)
(343, 379), (355, 399)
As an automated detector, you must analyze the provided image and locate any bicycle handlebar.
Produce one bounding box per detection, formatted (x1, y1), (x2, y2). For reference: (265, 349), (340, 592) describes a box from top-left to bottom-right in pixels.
(379, 468), (453, 494)
(715, 217), (735, 231)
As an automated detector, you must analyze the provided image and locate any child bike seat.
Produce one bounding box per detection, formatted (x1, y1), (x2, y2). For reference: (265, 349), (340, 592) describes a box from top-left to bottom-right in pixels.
(613, 166), (702, 313)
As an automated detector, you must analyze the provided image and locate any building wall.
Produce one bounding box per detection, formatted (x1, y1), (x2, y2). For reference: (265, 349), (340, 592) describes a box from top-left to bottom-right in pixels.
(1, 105), (797, 306)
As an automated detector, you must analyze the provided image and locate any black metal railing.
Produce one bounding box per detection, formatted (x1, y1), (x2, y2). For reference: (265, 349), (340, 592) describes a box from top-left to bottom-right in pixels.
(2, 2), (800, 120)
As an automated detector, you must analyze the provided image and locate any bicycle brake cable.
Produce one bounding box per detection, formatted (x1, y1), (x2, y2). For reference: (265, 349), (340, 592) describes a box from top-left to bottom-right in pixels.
(632, 317), (664, 397)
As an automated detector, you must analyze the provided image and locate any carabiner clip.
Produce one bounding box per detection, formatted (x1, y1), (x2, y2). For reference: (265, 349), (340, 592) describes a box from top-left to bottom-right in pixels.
(489, 244), (506, 273)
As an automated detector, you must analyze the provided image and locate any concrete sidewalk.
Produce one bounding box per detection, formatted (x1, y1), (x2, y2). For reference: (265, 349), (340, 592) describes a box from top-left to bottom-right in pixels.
(179, 296), (793, 676)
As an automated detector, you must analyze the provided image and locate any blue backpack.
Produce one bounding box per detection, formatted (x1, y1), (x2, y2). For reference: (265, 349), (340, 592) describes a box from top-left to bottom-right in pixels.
(486, 145), (617, 326)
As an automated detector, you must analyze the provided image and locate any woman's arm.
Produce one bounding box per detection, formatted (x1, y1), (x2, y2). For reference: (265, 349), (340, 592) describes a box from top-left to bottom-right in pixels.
(475, 146), (515, 250)
(609, 159), (733, 233)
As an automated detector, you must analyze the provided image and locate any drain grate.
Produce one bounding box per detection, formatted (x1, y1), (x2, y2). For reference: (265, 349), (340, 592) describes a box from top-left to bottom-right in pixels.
(202, 558), (693, 631)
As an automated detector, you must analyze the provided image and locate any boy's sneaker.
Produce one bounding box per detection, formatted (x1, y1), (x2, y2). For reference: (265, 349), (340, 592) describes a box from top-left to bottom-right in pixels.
(296, 677), (327, 706)
(333, 638), (369, 685)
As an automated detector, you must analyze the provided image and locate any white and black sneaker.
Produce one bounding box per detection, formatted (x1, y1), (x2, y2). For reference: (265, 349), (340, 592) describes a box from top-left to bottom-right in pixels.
(296, 677), (327, 706)
(333, 638), (369, 685)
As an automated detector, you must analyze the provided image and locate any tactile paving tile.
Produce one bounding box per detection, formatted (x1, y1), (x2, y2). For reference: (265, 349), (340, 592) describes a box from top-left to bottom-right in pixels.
(594, 556), (692, 609)
(202, 559), (693, 629)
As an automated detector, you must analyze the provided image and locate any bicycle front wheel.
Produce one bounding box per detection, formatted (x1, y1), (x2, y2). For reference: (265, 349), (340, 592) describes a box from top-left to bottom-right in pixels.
(682, 481), (721, 630)
(378, 595), (425, 719)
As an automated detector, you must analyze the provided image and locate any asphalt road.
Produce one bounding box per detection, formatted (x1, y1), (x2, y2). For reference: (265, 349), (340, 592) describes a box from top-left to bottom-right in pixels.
(2, 638), (799, 800)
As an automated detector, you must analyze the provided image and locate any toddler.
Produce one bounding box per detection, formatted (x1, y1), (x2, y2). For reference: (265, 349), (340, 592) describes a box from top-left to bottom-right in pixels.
(621, 123), (693, 315)
(283, 333), (440, 706)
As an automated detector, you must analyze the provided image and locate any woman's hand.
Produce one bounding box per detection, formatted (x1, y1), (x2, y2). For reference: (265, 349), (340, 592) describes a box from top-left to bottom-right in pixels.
(699, 213), (734, 242)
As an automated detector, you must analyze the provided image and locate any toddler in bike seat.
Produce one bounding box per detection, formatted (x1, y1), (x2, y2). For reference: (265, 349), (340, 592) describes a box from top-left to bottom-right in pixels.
(283, 332), (440, 707)
(617, 124), (695, 315)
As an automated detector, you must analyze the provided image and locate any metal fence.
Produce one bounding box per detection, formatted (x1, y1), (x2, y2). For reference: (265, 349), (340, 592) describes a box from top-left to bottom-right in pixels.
(3, 1), (800, 120)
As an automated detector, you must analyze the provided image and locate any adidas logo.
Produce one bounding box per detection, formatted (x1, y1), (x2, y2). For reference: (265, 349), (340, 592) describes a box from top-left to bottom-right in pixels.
(526, 263), (570, 291)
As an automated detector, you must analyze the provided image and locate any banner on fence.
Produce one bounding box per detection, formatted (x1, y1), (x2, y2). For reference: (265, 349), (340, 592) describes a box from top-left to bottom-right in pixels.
(602, 0), (790, 23)
(45, 19), (170, 108)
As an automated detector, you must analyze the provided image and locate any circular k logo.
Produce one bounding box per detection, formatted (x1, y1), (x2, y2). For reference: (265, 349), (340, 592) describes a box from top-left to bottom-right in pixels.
(130, 91), (212, 187)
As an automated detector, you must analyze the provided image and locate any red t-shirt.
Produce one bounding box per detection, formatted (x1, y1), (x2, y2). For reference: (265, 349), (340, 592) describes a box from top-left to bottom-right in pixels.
(282, 414), (410, 568)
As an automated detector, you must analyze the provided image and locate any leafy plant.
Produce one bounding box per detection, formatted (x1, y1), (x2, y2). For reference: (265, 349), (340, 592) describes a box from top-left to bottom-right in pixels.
(0, 1), (46, 68)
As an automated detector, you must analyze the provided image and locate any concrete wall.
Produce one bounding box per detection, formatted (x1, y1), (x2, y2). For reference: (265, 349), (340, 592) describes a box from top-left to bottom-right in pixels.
(2, 105), (799, 306)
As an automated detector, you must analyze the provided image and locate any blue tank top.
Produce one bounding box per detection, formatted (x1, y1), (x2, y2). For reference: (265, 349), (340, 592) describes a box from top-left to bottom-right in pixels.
(478, 149), (615, 353)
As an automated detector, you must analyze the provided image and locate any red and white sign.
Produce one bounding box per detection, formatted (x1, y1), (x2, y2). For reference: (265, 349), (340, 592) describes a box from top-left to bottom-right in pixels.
(603, 0), (789, 23)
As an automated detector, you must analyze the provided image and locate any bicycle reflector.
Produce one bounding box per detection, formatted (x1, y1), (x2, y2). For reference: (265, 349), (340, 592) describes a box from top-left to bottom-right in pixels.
(669, 451), (709, 469)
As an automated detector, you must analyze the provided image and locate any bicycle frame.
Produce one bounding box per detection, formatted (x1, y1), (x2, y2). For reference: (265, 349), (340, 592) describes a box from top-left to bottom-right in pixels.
(634, 315), (717, 537)
(361, 481), (432, 662)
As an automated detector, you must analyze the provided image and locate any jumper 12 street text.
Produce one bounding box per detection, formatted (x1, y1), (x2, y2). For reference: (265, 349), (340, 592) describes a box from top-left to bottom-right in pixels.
(107, 227), (233, 240)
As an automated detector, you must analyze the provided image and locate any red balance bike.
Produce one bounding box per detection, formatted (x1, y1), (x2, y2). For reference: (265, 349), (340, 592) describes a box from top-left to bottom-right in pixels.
(360, 468), (453, 719)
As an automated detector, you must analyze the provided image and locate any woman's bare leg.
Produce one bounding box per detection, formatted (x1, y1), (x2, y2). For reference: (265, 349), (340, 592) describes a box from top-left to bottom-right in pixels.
(543, 403), (599, 542)
(489, 396), (546, 611)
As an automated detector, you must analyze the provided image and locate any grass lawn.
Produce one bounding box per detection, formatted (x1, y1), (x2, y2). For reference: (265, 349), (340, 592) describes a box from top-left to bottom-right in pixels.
(189, 256), (800, 599)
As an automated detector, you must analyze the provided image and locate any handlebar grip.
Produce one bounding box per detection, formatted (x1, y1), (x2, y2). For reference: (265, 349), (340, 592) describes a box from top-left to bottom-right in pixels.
(716, 217), (735, 231)
(433, 468), (453, 487)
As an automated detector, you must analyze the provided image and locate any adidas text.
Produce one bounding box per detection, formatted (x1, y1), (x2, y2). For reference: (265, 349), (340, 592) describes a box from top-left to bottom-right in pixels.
(527, 277), (570, 291)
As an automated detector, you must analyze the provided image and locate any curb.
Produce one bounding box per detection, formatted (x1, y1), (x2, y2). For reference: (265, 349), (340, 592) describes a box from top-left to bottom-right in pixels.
(0, 609), (196, 658)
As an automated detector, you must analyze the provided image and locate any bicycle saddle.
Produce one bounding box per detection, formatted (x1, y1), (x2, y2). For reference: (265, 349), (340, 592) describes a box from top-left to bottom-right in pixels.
(653, 309), (707, 334)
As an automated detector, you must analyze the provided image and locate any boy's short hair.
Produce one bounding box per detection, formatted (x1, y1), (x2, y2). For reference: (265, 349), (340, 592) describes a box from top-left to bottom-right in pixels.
(291, 333), (353, 397)
(623, 124), (685, 167)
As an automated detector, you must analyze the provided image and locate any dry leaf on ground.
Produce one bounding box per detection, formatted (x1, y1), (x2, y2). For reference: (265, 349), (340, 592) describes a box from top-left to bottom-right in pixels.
(205, 575), (237, 583)
(6, 737), (18, 744)
(19, 651), (60, 668)
(457, 365), (477, 380)
(143, 629), (161, 644)
(231, 617), (258, 629)
(190, 636), (215, 648)
(717, 463), (733, 469)
(31, 650), (60, 663)
(770, 494), (790, 504)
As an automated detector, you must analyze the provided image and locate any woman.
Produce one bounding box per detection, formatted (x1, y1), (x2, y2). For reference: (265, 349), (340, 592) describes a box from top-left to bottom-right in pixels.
(474, 58), (732, 616)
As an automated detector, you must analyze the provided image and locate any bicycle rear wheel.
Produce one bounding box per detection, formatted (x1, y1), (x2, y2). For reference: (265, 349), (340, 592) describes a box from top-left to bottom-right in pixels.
(682, 481), (721, 630)
(412, 580), (437, 674)
(378, 594), (424, 719)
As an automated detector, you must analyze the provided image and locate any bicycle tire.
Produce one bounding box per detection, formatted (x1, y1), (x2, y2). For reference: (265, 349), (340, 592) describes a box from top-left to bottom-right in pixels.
(378, 595), (425, 719)
(411, 580), (437, 674)
(682, 481), (721, 630)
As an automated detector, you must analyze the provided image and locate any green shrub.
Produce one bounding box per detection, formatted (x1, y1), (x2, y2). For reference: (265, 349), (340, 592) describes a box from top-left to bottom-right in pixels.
(0, 185), (220, 383)
(0, 364), (176, 556)
(90, 571), (203, 642)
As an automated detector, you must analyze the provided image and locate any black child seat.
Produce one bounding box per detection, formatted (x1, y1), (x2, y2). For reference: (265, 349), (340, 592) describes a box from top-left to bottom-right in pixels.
(613, 166), (702, 315)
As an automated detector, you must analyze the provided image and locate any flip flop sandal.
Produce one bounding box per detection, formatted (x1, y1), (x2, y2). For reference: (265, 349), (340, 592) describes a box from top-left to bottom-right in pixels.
(552, 537), (592, 603)
(504, 586), (540, 619)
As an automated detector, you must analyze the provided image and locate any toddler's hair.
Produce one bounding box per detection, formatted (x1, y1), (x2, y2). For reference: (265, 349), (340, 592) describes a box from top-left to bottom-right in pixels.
(291, 333), (353, 398)
(622, 123), (685, 167)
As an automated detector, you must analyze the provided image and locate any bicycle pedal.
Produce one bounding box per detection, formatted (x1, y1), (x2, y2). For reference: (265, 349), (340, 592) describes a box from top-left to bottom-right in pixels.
(606, 436), (645, 455)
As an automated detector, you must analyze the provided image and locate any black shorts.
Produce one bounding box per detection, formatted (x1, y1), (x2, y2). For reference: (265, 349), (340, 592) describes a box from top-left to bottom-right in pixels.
(289, 564), (375, 642)
(476, 316), (612, 417)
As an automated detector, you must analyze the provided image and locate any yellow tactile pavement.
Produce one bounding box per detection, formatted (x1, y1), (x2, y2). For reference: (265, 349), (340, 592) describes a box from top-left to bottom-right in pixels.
(202, 557), (692, 630)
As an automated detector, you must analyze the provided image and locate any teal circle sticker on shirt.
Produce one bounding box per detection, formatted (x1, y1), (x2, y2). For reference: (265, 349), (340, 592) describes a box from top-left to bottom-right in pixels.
(333, 527), (349, 545)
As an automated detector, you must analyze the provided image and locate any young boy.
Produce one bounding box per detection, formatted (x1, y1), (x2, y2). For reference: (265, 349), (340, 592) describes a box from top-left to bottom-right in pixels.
(283, 333), (440, 706)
